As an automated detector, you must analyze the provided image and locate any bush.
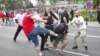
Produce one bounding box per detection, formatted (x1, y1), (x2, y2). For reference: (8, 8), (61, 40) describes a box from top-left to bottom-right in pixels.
(81, 10), (97, 21)
(81, 10), (88, 21)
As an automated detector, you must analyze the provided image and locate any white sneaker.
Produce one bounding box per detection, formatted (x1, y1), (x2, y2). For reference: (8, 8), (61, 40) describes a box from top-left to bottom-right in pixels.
(59, 50), (64, 54)
(39, 52), (42, 56)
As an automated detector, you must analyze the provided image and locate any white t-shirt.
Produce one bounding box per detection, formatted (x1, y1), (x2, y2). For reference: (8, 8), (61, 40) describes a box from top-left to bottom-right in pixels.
(58, 8), (63, 14)
(14, 13), (25, 26)
(71, 16), (87, 30)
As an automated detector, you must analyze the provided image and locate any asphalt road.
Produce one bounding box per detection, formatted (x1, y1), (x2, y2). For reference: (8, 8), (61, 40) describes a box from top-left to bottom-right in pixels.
(0, 25), (100, 56)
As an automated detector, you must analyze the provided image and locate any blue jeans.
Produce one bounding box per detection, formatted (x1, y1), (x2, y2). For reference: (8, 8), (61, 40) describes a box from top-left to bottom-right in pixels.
(28, 26), (49, 47)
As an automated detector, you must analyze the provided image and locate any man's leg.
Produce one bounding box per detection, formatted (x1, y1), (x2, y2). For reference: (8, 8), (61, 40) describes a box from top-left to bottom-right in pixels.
(26, 36), (31, 42)
(49, 30), (58, 37)
(72, 31), (80, 49)
(30, 27), (44, 56)
(45, 25), (55, 42)
(99, 20), (100, 24)
(60, 34), (67, 51)
(13, 25), (22, 42)
(2, 19), (5, 25)
(5, 17), (9, 25)
(28, 34), (41, 56)
(80, 30), (88, 50)
(61, 40), (67, 49)
(50, 35), (55, 42)
(35, 27), (58, 50)
(36, 26), (58, 37)
(39, 34), (47, 51)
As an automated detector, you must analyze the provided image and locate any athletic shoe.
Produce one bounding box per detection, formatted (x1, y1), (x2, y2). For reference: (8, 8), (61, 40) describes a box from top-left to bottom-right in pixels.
(84, 46), (88, 50)
(72, 46), (78, 49)
(39, 52), (42, 56)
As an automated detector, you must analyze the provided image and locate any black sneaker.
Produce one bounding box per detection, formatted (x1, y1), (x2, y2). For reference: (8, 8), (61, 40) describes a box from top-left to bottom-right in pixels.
(13, 39), (16, 42)
(72, 46), (78, 49)
(28, 40), (31, 42)
(84, 46), (88, 50)
(41, 48), (49, 51)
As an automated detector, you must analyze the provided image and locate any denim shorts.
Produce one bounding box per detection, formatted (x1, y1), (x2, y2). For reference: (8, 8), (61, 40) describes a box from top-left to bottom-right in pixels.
(28, 26), (49, 47)
(45, 25), (54, 31)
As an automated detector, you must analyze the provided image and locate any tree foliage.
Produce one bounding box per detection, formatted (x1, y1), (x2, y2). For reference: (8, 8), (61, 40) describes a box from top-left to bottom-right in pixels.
(0, 0), (30, 10)
(41, 0), (45, 4)
(1, 0), (21, 10)
(93, 0), (100, 9)
(40, 0), (58, 5)
(0, 0), (59, 10)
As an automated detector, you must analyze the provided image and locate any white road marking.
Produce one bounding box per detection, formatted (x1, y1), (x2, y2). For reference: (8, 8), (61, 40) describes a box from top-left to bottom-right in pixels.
(68, 33), (100, 39)
(55, 49), (89, 56)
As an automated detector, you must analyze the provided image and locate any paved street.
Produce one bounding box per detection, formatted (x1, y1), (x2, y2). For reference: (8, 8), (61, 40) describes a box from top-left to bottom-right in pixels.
(0, 23), (100, 56)
(0, 0), (100, 55)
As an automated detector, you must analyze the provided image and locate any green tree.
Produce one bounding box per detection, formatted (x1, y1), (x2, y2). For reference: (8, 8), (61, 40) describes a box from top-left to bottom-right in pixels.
(50, 0), (58, 4)
(40, 0), (58, 6)
(26, 2), (33, 8)
(1, 0), (29, 10)
(93, 0), (100, 9)
(41, 0), (45, 4)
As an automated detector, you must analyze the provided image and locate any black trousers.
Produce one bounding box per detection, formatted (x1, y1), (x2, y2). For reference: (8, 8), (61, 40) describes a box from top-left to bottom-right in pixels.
(39, 34), (46, 50)
(13, 25), (23, 41)
(5, 17), (9, 25)
(2, 19), (5, 23)
(45, 25), (55, 42)
(13, 25), (30, 41)
(97, 17), (100, 24)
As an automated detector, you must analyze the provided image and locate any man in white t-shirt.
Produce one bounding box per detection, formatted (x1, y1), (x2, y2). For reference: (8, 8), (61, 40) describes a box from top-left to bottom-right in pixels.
(13, 9), (30, 42)
(71, 10), (88, 50)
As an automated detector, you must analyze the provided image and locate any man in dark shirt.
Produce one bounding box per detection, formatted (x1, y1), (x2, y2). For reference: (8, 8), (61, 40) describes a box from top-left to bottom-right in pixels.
(45, 8), (58, 42)
(61, 8), (69, 24)
(54, 8), (69, 53)
(70, 9), (74, 20)
(5, 11), (9, 25)
(97, 7), (100, 24)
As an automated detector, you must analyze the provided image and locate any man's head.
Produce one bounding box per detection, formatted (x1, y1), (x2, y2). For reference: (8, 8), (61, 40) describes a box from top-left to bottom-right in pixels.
(27, 8), (34, 14)
(74, 10), (81, 17)
(46, 7), (51, 13)
(39, 8), (45, 16)
(18, 8), (24, 14)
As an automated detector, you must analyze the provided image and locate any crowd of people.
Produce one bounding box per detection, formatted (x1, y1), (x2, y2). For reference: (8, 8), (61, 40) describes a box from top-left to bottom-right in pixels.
(0, 10), (15, 26)
(12, 7), (69, 56)
(1, 6), (100, 56)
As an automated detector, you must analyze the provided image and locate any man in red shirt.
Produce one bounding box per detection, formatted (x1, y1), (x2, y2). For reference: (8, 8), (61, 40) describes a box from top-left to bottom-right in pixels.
(0, 11), (6, 25)
(9, 11), (14, 26)
(22, 9), (34, 36)
(23, 8), (58, 56)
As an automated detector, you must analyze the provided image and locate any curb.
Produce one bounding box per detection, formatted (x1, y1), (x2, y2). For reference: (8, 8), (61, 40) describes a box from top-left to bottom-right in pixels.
(87, 25), (100, 28)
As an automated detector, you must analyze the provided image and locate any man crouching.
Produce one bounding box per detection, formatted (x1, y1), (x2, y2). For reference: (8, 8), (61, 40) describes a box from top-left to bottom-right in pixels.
(48, 23), (68, 53)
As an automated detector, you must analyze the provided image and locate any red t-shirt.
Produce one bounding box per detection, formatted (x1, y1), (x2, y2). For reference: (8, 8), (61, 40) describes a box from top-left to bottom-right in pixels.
(22, 14), (34, 36)
(9, 12), (14, 18)
(0, 12), (6, 19)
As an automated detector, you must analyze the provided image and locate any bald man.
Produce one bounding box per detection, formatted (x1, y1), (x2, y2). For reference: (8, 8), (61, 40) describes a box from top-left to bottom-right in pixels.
(71, 10), (88, 50)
